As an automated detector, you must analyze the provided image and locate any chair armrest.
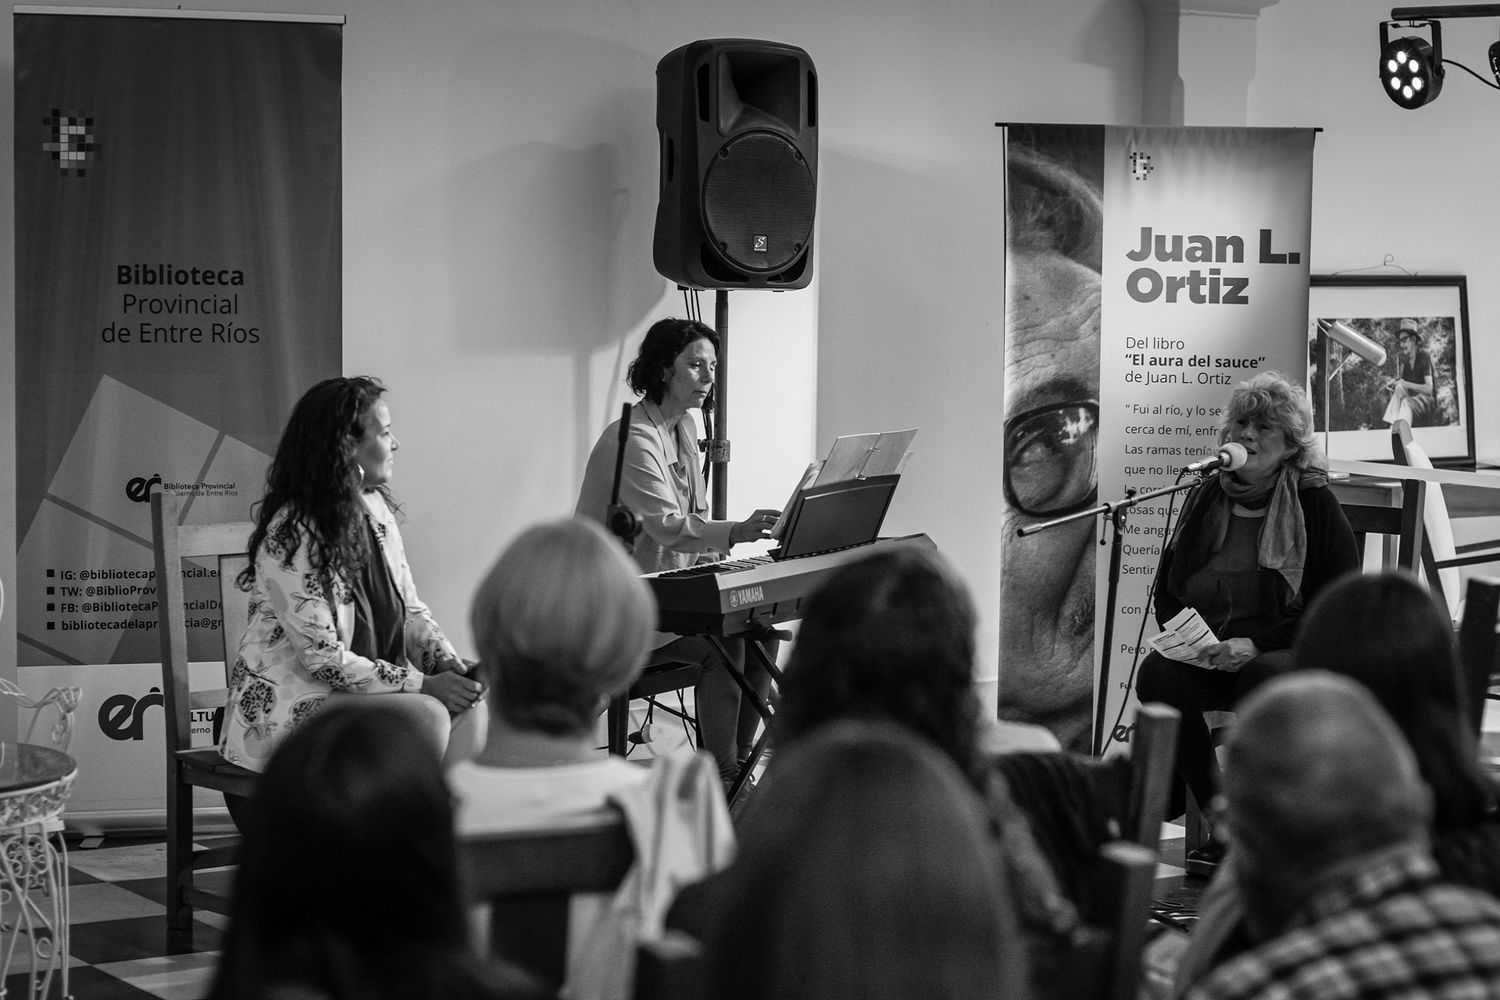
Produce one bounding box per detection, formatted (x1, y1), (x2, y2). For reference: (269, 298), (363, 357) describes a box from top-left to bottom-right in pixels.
(189, 689), (229, 710)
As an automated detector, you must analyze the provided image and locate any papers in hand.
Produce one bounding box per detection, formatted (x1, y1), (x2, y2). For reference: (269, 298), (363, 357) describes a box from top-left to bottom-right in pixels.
(1148, 608), (1219, 664)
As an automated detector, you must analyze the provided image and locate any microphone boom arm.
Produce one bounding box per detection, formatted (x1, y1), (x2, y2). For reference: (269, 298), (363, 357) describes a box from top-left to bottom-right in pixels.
(1017, 475), (1207, 757)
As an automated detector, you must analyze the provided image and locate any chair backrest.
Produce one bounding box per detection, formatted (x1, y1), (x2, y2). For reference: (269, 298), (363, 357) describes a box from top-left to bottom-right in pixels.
(459, 812), (636, 988)
(1392, 418), (1462, 618)
(1458, 576), (1500, 736)
(1123, 702), (1180, 851)
(1057, 840), (1158, 1000)
(1338, 477), (1427, 573)
(150, 489), (255, 757)
(990, 727), (1164, 922)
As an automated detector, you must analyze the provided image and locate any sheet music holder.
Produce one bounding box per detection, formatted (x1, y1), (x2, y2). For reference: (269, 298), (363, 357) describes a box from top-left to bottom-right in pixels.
(771, 474), (902, 560)
(765, 428), (916, 560)
(814, 428), (917, 486)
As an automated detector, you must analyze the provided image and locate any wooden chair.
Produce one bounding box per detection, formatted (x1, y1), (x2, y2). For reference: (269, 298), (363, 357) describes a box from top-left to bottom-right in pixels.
(459, 811), (635, 991)
(1121, 702), (1180, 852)
(1458, 575), (1500, 740)
(606, 628), (786, 767)
(150, 489), (258, 943)
(607, 662), (704, 755)
(988, 702), (1178, 928)
(1058, 840), (1160, 1000)
(1339, 474), (1427, 574)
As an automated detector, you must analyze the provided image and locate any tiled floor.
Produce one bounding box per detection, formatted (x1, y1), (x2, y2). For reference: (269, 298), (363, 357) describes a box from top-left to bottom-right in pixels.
(4, 835), (226, 1000)
(19, 818), (1195, 1000)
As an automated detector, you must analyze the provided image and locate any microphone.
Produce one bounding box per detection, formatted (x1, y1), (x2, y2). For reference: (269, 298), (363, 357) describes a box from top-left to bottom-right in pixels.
(1182, 442), (1248, 474)
(1319, 319), (1387, 368)
(606, 403), (641, 547)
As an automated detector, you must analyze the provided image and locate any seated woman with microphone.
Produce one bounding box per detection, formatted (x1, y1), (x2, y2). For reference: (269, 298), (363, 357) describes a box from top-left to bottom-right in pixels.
(576, 317), (780, 789)
(1134, 371), (1358, 866)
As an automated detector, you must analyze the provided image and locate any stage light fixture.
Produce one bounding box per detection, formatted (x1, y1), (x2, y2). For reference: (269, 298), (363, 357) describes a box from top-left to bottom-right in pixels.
(1381, 20), (1445, 108)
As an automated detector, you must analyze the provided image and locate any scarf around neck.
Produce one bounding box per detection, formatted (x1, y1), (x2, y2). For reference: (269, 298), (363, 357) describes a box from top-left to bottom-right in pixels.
(1175, 463), (1327, 598)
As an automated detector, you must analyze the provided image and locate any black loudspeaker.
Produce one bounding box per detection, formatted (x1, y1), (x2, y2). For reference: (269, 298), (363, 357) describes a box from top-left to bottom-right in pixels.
(653, 39), (817, 290)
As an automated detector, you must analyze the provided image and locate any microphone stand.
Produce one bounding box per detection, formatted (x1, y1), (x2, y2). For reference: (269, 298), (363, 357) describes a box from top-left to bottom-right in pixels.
(1018, 476), (1205, 757)
(708, 289), (730, 519)
(606, 403), (641, 549)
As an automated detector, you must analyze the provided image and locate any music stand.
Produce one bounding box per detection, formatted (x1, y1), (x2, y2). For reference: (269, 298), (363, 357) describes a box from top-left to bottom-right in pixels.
(773, 474), (900, 560)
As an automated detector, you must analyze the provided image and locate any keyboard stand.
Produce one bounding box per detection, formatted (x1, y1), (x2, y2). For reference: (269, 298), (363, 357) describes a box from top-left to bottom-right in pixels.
(708, 631), (784, 806)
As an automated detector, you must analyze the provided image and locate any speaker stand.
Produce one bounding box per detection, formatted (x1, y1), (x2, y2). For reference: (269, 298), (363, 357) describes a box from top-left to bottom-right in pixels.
(709, 289), (730, 520)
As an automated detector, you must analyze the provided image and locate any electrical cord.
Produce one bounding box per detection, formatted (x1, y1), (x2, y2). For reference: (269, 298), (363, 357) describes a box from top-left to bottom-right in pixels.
(1440, 57), (1500, 89)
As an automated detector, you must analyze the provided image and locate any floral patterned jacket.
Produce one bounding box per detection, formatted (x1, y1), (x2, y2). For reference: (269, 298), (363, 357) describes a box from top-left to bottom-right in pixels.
(219, 491), (458, 771)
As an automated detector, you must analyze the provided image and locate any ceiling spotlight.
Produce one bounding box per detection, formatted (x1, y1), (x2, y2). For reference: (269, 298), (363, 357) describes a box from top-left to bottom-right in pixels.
(1380, 20), (1445, 108)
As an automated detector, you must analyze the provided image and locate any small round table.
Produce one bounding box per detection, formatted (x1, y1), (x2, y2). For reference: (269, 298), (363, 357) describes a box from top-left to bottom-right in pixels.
(0, 742), (77, 1000)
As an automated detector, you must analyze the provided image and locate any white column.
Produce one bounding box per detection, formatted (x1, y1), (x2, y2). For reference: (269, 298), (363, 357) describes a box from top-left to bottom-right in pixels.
(1140, 0), (1279, 125)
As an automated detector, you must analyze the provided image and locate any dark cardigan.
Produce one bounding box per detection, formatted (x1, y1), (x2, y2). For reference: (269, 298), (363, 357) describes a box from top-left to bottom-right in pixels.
(1153, 478), (1359, 653)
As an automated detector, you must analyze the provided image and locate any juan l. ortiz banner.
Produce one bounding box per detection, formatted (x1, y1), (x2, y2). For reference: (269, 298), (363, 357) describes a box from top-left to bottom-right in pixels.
(14, 8), (342, 824)
(1000, 124), (1314, 754)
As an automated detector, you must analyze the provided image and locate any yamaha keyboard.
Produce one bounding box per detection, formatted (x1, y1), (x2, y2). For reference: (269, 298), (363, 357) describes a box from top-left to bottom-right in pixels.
(646, 534), (934, 636)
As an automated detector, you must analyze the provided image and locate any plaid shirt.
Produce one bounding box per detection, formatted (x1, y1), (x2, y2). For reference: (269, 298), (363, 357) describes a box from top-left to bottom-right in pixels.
(1185, 846), (1500, 1000)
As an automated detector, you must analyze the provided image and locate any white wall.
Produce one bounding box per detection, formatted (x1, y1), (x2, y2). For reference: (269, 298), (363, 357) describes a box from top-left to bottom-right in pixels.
(1250, 0), (1499, 460)
(4, 0), (1496, 717)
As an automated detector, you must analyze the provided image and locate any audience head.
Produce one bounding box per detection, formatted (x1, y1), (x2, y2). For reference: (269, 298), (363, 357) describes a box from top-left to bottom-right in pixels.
(1223, 671), (1432, 939)
(470, 517), (656, 736)
(703, 719), (1027, 1000)
(626, 318), (720, 406)
(774, 543), (983, 775)
(211, 704), (479, 999)
(1295, 570), (1493, 829)
(1219, 370), (1323, 473)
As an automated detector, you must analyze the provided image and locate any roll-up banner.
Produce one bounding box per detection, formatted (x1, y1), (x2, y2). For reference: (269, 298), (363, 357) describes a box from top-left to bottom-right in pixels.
(14, 7), (343, 829)
(999, 124), (1315, 755)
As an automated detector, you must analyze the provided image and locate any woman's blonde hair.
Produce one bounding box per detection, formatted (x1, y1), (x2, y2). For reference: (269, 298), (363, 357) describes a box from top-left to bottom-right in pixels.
(1219, 370), (1326, 472)
(470, 517), (656, 734)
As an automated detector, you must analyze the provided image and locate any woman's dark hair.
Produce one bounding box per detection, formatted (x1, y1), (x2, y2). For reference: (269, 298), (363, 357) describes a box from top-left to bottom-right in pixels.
(625, 318), (719, 405)
(773, 545), (983, 777)
(1295, 570), (1496, 829)
(702, 720), (1025, 1000)
(208, 705), (513, 1000)
(239, 376), (390, 590)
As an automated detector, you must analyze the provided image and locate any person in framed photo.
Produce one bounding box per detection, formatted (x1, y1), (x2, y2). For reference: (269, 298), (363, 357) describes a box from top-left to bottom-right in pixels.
(1382, 319), (1437, 428)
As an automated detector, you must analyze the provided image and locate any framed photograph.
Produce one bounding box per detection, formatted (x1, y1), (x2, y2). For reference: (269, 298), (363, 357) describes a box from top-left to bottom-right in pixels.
(1308, 274), (1474, 466)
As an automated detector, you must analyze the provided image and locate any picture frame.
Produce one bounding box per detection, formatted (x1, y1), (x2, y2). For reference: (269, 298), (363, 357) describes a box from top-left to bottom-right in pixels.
(1308, 274), (1474, 466)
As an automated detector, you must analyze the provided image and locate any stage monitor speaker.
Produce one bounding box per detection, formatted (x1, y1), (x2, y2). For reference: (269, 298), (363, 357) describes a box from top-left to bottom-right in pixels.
(654, 38), (817, 290)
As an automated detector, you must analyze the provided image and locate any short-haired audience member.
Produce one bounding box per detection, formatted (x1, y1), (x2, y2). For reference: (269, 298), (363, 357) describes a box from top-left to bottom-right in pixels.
(1171, 571), (1500, 995)
(743, 543), (1073, 993)
(208, 705), (547, 1000)
(449, 517), (659, 830)
(221, 376), (485, 772)
(1181, 672), (1500, 1000)
(1296, 571), (1500, 888)
(1135, 371), (1358, 862)
(699, 720), (1031, 1000)
(449, 518), (734, 1000)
